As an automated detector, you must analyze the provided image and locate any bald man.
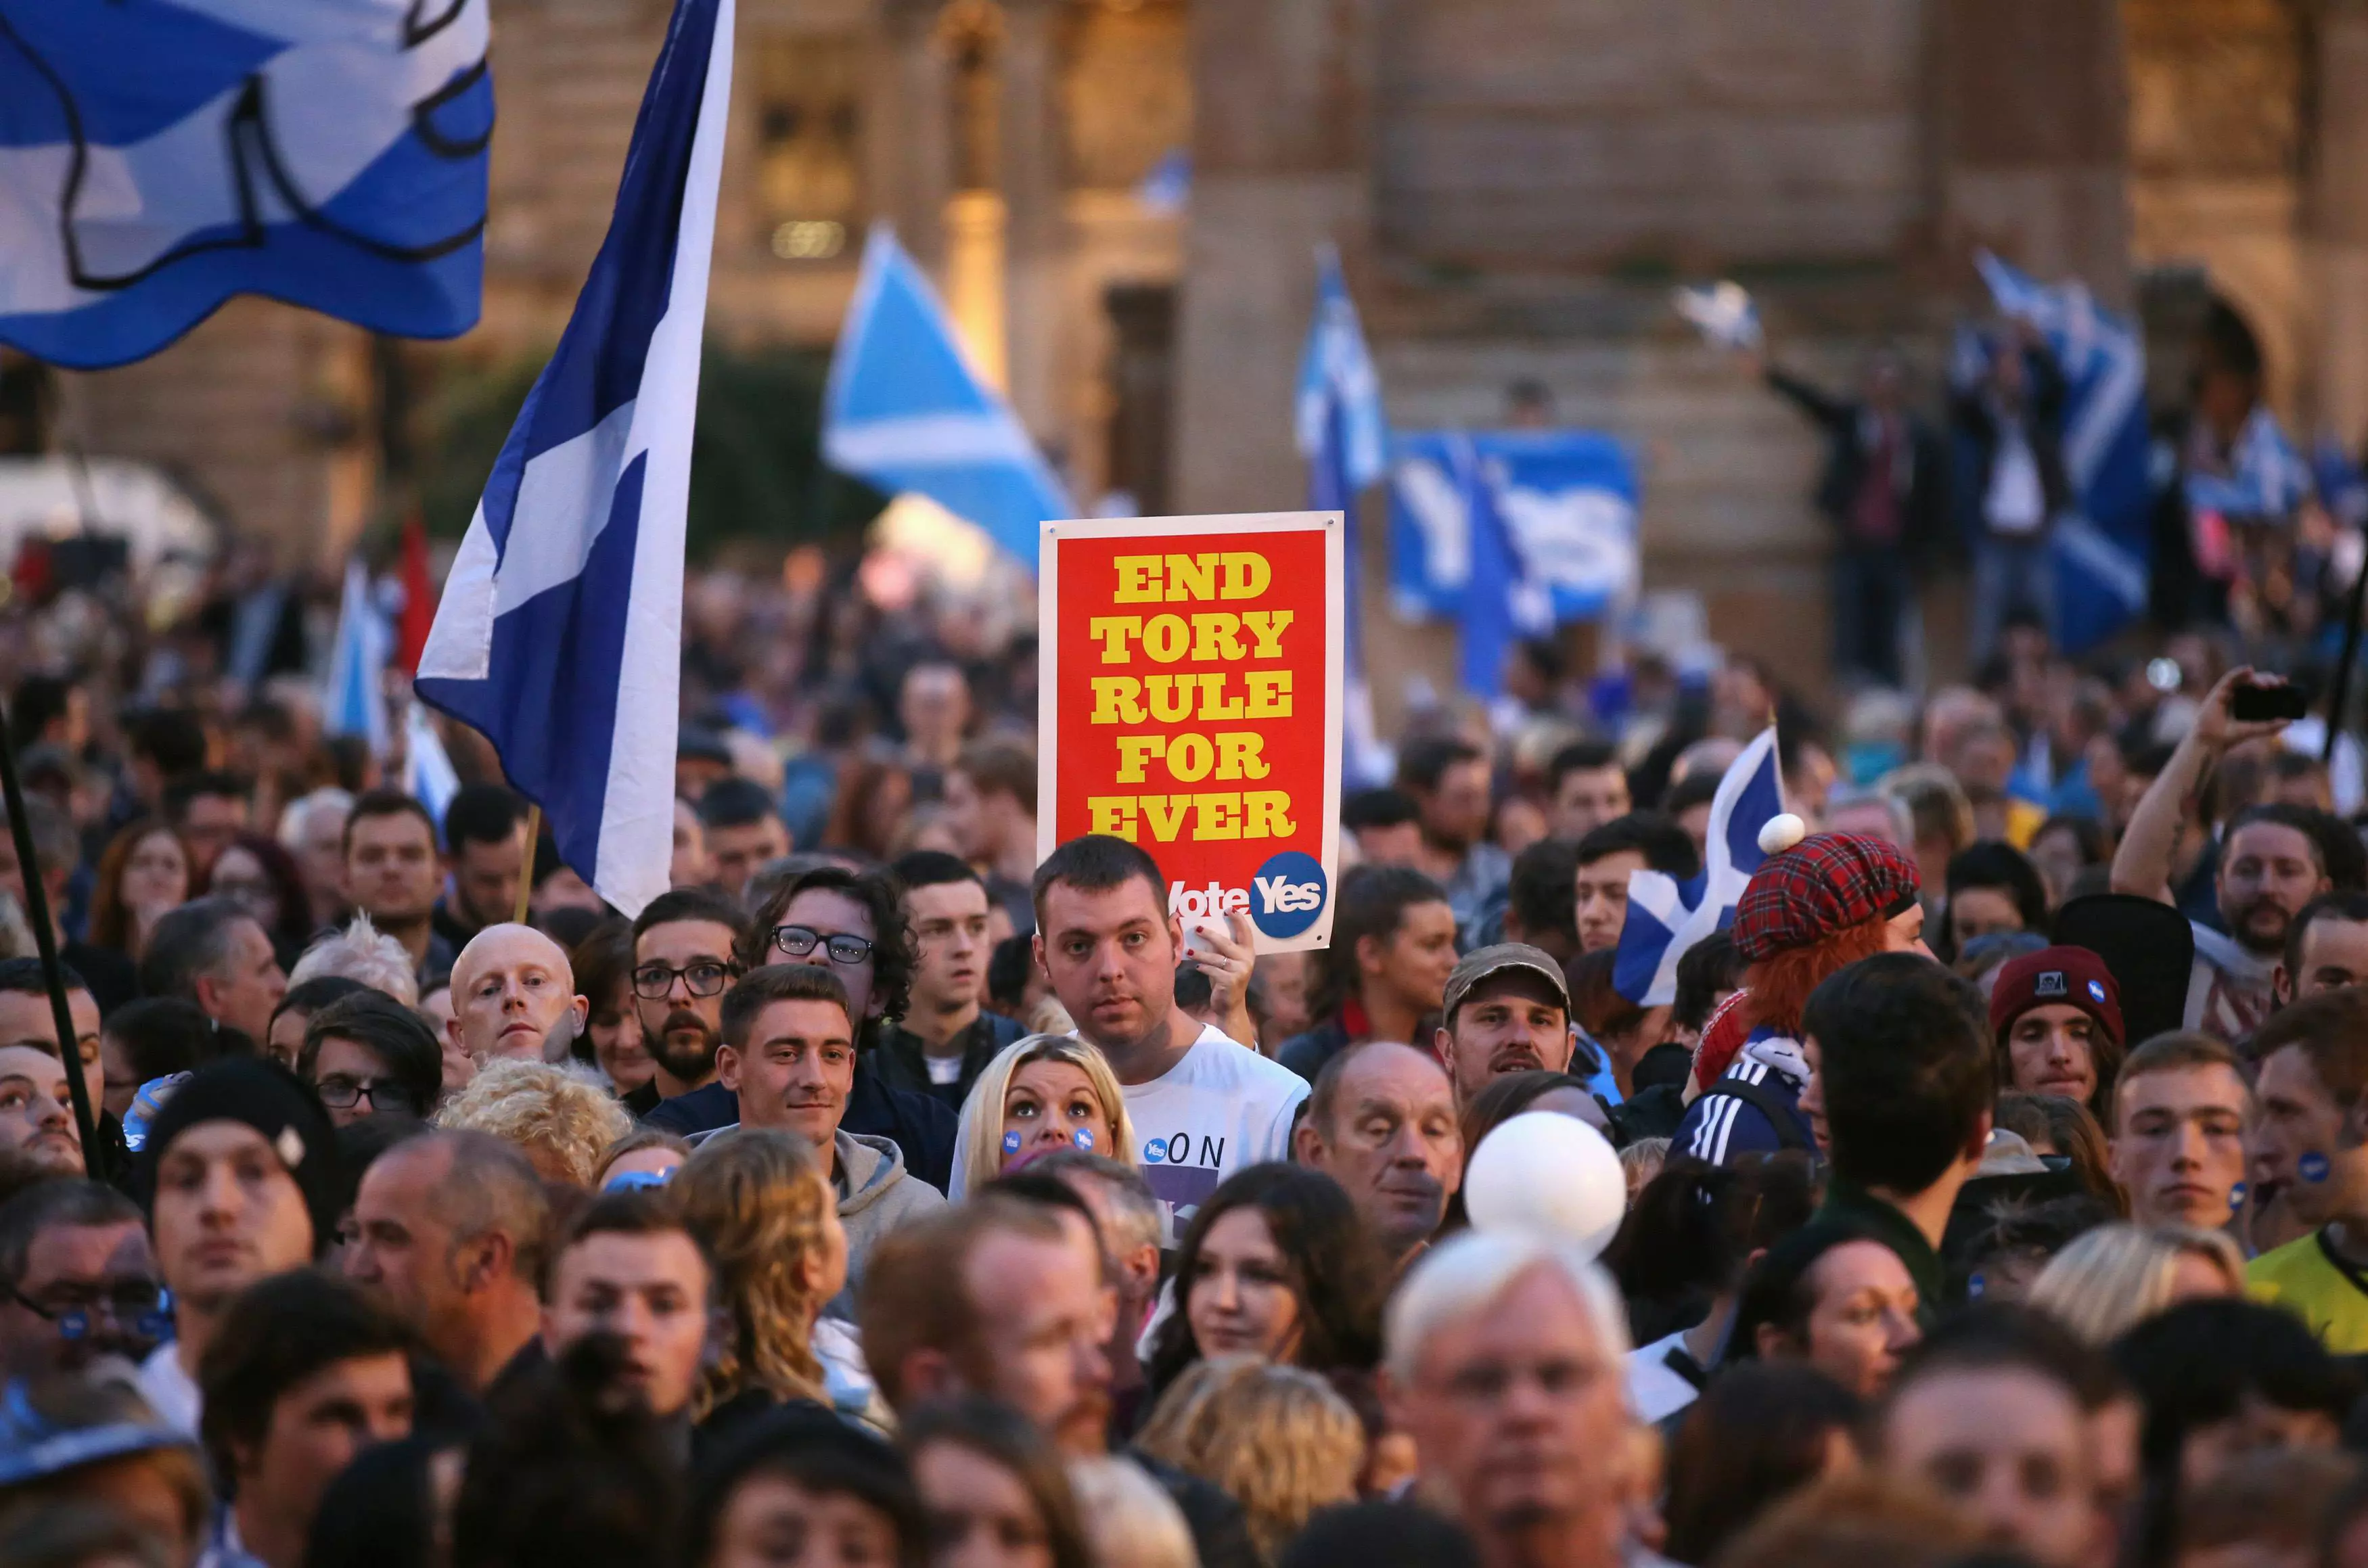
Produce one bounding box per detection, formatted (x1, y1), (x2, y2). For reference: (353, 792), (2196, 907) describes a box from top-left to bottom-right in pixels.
(1293, 1042), (1463, 1264)
(448, 924), (587, 1065)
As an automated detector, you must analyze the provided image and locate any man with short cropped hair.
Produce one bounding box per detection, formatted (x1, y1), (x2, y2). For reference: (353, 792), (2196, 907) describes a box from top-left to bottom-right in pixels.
(873, 851), (1024, 1107)
(1294, 1042), (1461, 1264)
(541, 1189), (713, 1421)
(1340, 788), (1424, 871)
(166, 770), (249, 881)
(1798, 954), (1994, 1316)
(0, 795), (135, 1013)
(432, 783), (529, 950)
(0, 1044), (85, 1174)
(1033, 836), (1306, 1243)
(697, 778), (789, 904)
(446, 923), (587, 1065)
(1431, 945), (1582, 1109)
(344, 1129), (551, 1396)
(0, 1180), (160, 1376)
(1396, 737), (1507, 925)
(1572, 814), (1701, 956)
(198, 1270), (415, 1568)
(139, 898), (287, 1048)
(944, 740), (1038, 891)
(342, 791), (452, 980)
(0, 957), (103, 1129)
(627, 887), (749, 1118)
(1548, 741), (1631, 840)
(2245, 989), (2368, 1351)
(2109, 1033), (2250, 1231)
(2275, 892), (2368, 1006)
(1382, 1230), (1635, 1568)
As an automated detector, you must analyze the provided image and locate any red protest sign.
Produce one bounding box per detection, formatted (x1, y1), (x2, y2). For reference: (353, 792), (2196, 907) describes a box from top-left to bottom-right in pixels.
(1038, 512), (1344, 952)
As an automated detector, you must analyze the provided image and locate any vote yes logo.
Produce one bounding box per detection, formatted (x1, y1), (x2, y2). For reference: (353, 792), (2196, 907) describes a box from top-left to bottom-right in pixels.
(1249, 851), (1327, 940)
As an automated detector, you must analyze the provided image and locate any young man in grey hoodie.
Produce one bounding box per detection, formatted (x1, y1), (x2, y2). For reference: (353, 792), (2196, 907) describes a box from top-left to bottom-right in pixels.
(706, 963), (944, 1311)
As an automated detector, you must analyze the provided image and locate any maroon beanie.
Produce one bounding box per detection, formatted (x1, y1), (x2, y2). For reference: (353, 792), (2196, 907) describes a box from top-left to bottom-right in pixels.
(1988, 946), (2124, 1048)
(1731, 833), (1923, 963)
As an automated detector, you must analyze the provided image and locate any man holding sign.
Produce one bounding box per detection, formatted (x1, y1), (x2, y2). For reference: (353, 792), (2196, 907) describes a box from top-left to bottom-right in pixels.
(1037, 511), (1343, 1241)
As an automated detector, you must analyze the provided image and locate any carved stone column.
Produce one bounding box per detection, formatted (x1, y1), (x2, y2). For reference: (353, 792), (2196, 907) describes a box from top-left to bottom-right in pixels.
(2314, 0), (2368, 442)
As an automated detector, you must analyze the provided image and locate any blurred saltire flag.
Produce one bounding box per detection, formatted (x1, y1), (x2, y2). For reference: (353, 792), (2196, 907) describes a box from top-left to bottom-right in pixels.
(323, 557), (392, 756)
(414, 0), (732, 919)
(821, 228), (1072, 567)
(1973, 252), (2152, 653)
(1614, 728), (1783, 1007)
(1296, 244), (1391, 784)
(0, 0), (491, 368)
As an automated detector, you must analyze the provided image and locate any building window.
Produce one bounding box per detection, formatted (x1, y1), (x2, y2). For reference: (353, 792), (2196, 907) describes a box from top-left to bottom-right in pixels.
(753, 34), (861, 262)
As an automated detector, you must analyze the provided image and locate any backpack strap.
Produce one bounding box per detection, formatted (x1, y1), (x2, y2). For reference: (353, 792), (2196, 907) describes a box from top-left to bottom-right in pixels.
(1697, 1073), (1813, 1153)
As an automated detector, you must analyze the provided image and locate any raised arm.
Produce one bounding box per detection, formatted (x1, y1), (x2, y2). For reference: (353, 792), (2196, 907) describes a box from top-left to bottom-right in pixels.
(2110, 668), (2292, 901)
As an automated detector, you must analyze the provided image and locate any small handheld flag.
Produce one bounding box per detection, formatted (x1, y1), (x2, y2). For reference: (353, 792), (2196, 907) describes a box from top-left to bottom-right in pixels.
(1671, 282), (1762, 352)
(415, 0), (733, 919)
(323, 559), (391, 758)
(1614, 728), (1785, 1006)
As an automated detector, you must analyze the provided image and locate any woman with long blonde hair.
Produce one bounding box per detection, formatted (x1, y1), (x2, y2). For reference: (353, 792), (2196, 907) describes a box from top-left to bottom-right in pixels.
(950, 1034), (1140, 1199)
(673, 1128), (848, 1427)
(2026, 1222), (2245, 1344)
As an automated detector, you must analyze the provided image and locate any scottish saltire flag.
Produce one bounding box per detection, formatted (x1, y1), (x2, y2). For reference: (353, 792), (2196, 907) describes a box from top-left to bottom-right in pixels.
(1671, 281), (1762, 352)
(822, 228), (1070, 566)
(1614, 729), (1783, 1006)
(2315, 438), (2368, 530)
(1390, 430), (1640, 695)
(404, 700), (459, 833)
(414, 0), (733, 919)
(323, 558), (391, 755)
(2185, 405), (2313, 520)
(1974, 253), (2152, 652)
(0, 0), (491, 369)
(1296, 244), (1390, 783)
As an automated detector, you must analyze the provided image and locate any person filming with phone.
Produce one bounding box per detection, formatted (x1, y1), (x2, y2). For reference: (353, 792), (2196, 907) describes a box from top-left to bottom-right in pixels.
(2112, 667), (2332, 1039)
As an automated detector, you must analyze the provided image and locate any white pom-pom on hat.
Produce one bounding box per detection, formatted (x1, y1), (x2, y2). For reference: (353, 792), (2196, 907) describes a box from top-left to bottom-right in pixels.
(1757, 813), (1808, 856)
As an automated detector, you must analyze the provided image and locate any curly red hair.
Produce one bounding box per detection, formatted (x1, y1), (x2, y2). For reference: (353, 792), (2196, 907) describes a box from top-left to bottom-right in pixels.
(1740, 917), (1892, 1040)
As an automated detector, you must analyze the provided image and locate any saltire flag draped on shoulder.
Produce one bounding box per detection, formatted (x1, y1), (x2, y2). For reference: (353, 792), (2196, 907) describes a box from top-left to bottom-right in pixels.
(0, 0), (491, 368)
(414, 0), (732, 919)
(1614, 728), (1783, 1006)
(1973, 252), (2152, 653)
(821, 227), (1071, 567)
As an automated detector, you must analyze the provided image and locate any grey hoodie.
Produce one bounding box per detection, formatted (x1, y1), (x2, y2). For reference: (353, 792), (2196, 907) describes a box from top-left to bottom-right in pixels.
(830, 1127), (944, 1318)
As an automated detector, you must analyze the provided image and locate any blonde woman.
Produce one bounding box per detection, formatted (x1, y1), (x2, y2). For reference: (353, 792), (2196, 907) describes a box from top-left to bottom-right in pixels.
(1135, 1358), (1364, 1561)
(950, 1034), (1139, 1199)
(673, 1127), (888, 1433)
(2026, 1222), (2246, 1344)
(433, 1059), (633, 1186)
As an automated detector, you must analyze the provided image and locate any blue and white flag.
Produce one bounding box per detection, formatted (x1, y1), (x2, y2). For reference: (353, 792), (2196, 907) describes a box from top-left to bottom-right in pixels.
(1390, 430), (1639, 695)
(822, 228), (1070, 566)
(1614, 729), (1783, 1006)
(2185, 405), (2313, 521)
(0, 0), (491, 369)
(1296, 244), (1390, 783)
(1135, 149), (1190, 216)
(1974, 252), (2152, 652)
(405, 699), (459, 834)
(1671, 281), (1762, 352)
(414, 0), (732, 919)
(323, 557), (391, 756)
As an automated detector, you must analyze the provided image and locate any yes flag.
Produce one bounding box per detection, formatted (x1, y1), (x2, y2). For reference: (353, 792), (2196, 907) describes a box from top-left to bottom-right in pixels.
(822, 227), (1071, 566)
(1614, 728), (1783, 1006)
(415, 0), (733, 919)
(0, 0), (491, 369)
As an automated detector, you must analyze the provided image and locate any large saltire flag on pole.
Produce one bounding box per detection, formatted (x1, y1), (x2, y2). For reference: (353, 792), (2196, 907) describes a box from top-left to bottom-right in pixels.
(821, 227), (1072, 566)
(0, 0), (492, 368)
(1614, 728), (1784, 1006)
(414, 0), (733, 919)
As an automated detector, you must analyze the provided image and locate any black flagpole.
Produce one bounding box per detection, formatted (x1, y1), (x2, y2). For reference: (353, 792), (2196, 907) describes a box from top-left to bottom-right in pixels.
(0, 699), (102, 1174)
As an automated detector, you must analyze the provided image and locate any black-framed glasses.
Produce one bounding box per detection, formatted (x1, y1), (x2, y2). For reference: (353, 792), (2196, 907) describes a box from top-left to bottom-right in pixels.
(770, 925), (873, 965)
(314, 1076), (422, 1115)
(633, 961), (733, 1000)
(9, 1281), (170, 1344)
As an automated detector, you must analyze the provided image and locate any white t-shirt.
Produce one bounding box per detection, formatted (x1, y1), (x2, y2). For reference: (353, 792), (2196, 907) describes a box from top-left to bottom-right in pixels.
(136, 1339), (201, 1433)
(1625, 1330), (1704, 1426)
(1985, 425), (2045, 535)
(923, 1054), (965, 1087)
(1122, 1024), (1308, 1245)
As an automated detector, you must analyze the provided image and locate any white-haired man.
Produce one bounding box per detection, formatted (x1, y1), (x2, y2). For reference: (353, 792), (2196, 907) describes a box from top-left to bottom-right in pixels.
(1382, 1231), (1637, 1568)
(448, 924), (587, 1065)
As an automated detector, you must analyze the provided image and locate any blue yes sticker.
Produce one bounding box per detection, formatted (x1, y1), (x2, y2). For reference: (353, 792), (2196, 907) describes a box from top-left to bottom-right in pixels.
(1073, 1128), (1095, 1151)
(2301, 1151), (2332, 1184)
(2229, 1181), (2248, 1211)
(1002, 1131), (1023, 1155)
(1250, 851), (1328, 940)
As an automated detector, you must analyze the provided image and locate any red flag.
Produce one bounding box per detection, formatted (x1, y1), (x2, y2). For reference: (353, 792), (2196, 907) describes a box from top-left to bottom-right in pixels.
(396, 513), (434, 674)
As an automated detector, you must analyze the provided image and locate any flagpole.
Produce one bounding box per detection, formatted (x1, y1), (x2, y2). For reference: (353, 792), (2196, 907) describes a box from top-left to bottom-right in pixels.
(514, 804), (541, 925)
(0, 699), (101, 1174)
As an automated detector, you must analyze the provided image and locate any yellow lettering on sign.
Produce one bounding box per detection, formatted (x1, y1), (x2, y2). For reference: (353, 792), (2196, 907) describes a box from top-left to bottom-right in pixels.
(1221, 553), (1271, 600)
(1143, 796), (1193, 842)
(1216, 732), (1270, 780)
(1190, 614), (1245, 662)
(1088, 616), (1140, 664)
(1142, 615), (1190, 663)
(1089, 796), (1139, 839)
(1241, 609), (1293, 660)
(1246, 669), (1293, 718)
(1091, 677), (1144, 724)
(1080, 792), (1296, 841)
(1244, 791), (1296, 837)
(1113, 557), (1162, 603)
(1114, 735), (1164, 783)
(1165, 554), (1218, 601)
(1195, 794), (1243, 839)
(1144, 675), (1196, 723)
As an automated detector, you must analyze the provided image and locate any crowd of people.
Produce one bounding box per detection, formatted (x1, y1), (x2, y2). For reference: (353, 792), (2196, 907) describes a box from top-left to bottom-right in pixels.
(1, 537), (2367, 1568)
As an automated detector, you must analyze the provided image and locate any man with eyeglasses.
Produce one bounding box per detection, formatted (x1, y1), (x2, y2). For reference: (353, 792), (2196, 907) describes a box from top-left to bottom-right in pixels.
(0, 1180), (164, 1377)
(296, 992), (445, 1129)
(628, 888), (749, 1122)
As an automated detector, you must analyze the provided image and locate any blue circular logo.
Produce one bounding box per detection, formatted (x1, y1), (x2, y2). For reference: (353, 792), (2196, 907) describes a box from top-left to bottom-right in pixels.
(1250, 851), (1328, 940)
(1141, 1137), (1166, 1165)
(1001, 1131), (1022, 1155)
(1073, 1127), (1095, 1151)
(2301, 1151), (2332, 1184)
(2230, 1181), (2248, 1210)
(2087, 979), (2108, 1005)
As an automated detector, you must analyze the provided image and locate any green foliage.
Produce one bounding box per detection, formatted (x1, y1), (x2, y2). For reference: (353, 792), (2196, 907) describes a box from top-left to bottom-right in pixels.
(413, 340), (885, 557)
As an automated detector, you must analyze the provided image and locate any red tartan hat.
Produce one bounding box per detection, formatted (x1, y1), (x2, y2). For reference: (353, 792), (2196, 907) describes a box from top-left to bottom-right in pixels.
(1731, 833), (1922, 963)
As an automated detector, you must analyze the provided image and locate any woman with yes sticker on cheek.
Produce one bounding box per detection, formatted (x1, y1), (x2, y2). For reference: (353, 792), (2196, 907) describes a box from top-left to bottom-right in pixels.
(949, 1034), (1142, 1197)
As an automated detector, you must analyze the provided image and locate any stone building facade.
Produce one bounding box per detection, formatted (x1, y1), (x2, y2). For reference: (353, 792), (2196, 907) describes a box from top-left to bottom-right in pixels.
(22, 0), (2368, 702)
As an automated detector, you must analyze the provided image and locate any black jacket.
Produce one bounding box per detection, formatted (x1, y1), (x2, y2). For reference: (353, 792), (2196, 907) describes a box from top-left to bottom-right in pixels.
(1949, 343), (2073, 540)
(869, 1010), (1026, 1111)
(1767, 367), (1947, 558)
